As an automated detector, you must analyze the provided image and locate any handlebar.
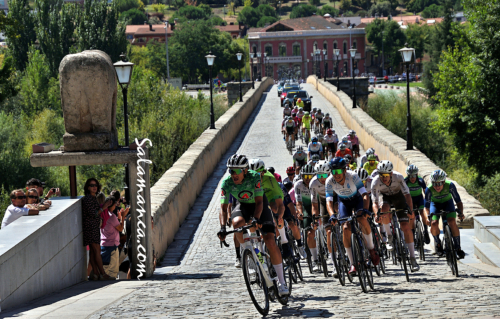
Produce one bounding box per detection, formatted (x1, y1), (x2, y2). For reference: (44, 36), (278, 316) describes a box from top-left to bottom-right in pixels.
(218, 222), (256, 248)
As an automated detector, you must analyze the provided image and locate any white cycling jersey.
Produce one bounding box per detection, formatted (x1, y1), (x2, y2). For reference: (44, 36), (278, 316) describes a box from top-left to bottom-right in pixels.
(324, 134), (338, 144)
(338, 140), (352, 150)
(308, 142), (323, 153)
(370, 171), (409, 204)
(293, 174), (302, 184)
(297, 111), (304, 119)
(326, 170), (367, 201)
(294, 179), (312, 206)
(283, 107), (292, 116)
(309, 176), (326, 203)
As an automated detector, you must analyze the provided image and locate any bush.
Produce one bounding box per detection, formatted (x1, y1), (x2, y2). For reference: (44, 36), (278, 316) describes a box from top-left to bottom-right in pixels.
(116, 0), (144, 13)
(173, 5), (211, 20)
(368, 1), (391, 17)
(257, 4), (276, 17)
(357, 9), (367, 17)
(257, 15), (278, 27)
(421, 4), (444, 18)
(120, 8), (148, 25)
(309, 0), (320, 6)
(237, 6), (262, 27)
(317, 5), (339, 17)
(289, 4), (317, 18)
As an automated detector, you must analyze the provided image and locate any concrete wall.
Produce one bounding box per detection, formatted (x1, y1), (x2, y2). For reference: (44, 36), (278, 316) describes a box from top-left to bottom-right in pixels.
(326, 77), (369, 106)
(151, 77), (274, 257)
(227, 82), (253, 106)
(0, 198), (86, 311)
(307, 75), (489, 227)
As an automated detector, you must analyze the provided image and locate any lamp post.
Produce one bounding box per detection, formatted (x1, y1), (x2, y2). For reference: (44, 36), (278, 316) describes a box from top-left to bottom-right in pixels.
(263, 52), (267, 79)
(334, 48), (340, 91)
(266, 56), (270, 78)
(113, 53), (134, 203)
(256, 52), (261, 80)
(205, 52), (216, 129)
(399, 43), (415, 150)
(315, 49), (320, 77)
(236, 52), (243, 102)
(310, 52), (314, 76)
(349, 46), (357, 108)
(164, 21), (172, 79)
(249, 52), (255, 89)
(322, 49), (327, 81)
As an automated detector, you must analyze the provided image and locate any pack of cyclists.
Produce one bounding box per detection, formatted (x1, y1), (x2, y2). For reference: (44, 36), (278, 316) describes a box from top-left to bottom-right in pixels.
(217, 95), (466, 314)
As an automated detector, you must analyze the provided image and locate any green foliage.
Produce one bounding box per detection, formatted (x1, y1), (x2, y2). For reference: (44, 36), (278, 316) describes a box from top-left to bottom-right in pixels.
(309, 0), (320, 6)
(433, 0), (500, 178)
(290, 4), (317, 18)
(173, 5), (212, 20)
(340, 0), (351, 11)
(368, 1), (391, 17)
(238, 6), (262, 26)
(407, 0), (438, 13)
(421, 3), (444, 18)
(317, 5), (339, 16)
(0, 55), (18, 104)
(5, 0), (37, 71)
(257, 4), (277, 17)
(120, 8), (148, 25)
(152, 3), (166, 12)
(243, 0), (253, 7)
(404, 23), (429, 60)
(257, 15), (278, 27)
(172, 0), (186, 9)
(366, 19), (407, 68)
(210, 15), (225, 25)
(356, 9), (367, 17)
(116, 0), (145, 12)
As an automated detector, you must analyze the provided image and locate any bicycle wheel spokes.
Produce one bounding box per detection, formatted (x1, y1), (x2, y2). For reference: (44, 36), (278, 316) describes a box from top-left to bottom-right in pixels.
(397, 230), (410, 282)
(352, 233), (368, 293)
(242, 249), (269, 316)
(331, 231), (345, 286)
(416, 221), (425, 261)
(445, 225), (459, 277)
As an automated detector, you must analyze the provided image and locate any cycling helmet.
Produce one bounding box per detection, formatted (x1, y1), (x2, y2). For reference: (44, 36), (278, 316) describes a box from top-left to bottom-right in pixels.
(294, 106), (298, 110)
(227, 154), (249, 168)
(299, 107), (303, 111)
(326, 129), (333, 135)
(249, 158), (265, 172)
(349, 129), (356, 135)
(430, 169), (447, 183)
(377, 160), (394, 174)
(366, 148), (375, 156)
(317, 108), (322, 113)
(355, 168), (369, 181)
(344, 154), (352, 163)
(297, 146), (304, 152)
(284, 181), (293, 191)
(311, 154), (321, 162)
(286, 166), (295, 174)
(329, 157), (347, 170)
(406, 164), (419, 176)
(267, 167), (275, 174)
(301, 164), (315, 175)
(312, 107), (317, 112)
(315, 160), (331, 174)
(284, 104), (290, 109)
(304, 111), (309, 116)
(342, 136), (349, 143)
(339, 143), (347, 150)
(325, 113), (330, 117)
(367, 154), (377, 161)
(368, 147), (375, 153)
(311, 137), (318, 143)
(292, 113), (296, 117)
(297, 98), (302, 103)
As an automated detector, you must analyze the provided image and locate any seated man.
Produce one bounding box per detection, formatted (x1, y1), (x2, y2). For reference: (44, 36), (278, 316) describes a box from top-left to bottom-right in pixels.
(2, 189), (47, 228)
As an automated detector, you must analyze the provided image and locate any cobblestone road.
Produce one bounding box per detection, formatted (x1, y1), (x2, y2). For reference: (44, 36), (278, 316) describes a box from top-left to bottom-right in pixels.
(90, 84), (500, 319)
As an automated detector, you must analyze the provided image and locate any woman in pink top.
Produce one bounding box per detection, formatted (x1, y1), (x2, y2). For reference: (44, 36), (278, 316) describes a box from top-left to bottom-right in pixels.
(100, 197), (128, 278)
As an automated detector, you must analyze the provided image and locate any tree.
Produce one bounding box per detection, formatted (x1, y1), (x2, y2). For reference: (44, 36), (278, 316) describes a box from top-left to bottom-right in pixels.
(5, 0), (37, 71)
(152, 3), (166, 12)
(290, 4), (317, 18)
(404, 23), (429, 61)
(407, 0), (438, 13)
(366, 19), (407, 71)
(309, 0), (320, 6)
(421, 3), (444, 18)
(433, 0), (500, 177)
(340, 0), (351, 11)
(257, 4), (277, 17)
(317, 5), (339, 16)
(243, 0), (253, 7)
(237, 6), (262, 27)
(228, 2), (235, 15)
(116, 0), (145, 12)
(257, 15), (278, 27)
(173, 5), (211, 19)
(367, 1), (391, 17)
(352, 0), (371, 10)
(120, 8), (148, 25)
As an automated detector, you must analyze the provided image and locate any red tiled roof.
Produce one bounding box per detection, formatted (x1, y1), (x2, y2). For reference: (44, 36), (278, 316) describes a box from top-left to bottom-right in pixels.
(126, 24), (171, 35)
(134, 26), (170, 36)
(255, 15), (352, 33)
(214, 24), (242, 32)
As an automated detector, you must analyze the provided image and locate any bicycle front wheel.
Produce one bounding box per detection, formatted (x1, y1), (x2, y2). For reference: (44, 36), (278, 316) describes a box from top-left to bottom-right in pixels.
(331, 230), (345, 286)
(242, 249), (269, 316)
(319, 234), (329, 278)
(352, 233), (368, 293)
(445, 225), (459, 277)
(396, 229), (410, 282)
(416, 220), (425, 261)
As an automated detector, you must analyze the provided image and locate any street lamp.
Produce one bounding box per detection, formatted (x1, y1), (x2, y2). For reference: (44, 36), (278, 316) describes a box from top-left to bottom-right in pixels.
(322, 49), (327, 81)
(205, 52), (216, 129)
(333, 48), (340, 91)
(315, 49), (321, 77)
(310, 52), (314, 76)
(249, 52), (255, 89)
(256, 52), (262, 81)
(113, 53), (134, 203)
(349, 46), (357, 108)
(266, 56), (270, 78)
(163, 21), (173, 79)
(399, 43), (415, 150)
(263, 52), (267, 79)
(236, 52), (243, 102)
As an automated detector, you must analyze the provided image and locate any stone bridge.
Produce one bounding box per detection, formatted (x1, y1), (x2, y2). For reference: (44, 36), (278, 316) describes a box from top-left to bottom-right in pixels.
(2, 77), (500, 318)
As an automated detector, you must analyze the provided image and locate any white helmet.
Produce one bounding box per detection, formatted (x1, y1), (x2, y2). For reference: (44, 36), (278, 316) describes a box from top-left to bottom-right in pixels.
(339, 143), (347, 150)
(301, 163), (315, 175)
(349, 129), (356, 135)
(430, 169), (447, 183)
(249, 158), (265, 172)
(342, 136), (349, 143)
(226, 154), (248, 168)
(355, 168), (369, 181)
(377, 160), (393, 174)
(315, 160), (331, 174)
(406, 164), (419, 176)
(366, 148), (375, 156)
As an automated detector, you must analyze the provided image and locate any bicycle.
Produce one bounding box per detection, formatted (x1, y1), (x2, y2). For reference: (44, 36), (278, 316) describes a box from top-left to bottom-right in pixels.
(413, 207), (426, 261)
(329, 215), (353, 286)
(312, 214), (330, 278)
(434, 210), (459, 277)
(286, 221), (304, 282)
(368, 215), (386, 276)
(304, 128), (311, 144)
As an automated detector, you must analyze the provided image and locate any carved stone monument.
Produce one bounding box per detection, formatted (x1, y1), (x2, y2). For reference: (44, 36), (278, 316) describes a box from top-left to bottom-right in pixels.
(59, 50), (118, 152)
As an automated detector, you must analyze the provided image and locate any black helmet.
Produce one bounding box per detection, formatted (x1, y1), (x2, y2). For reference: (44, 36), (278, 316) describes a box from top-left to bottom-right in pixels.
(329, 157), (347, 170)
(267, 167), (275, 174)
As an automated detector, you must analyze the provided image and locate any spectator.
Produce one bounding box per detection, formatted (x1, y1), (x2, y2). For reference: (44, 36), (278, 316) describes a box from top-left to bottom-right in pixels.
(82, 178), (113, 280)
(100, 196), (127, 279)
(96, 192), (110, 229)
(25, 178), (60, 205)
(25, 188), (50, 210)
(2, 189), (47, 228)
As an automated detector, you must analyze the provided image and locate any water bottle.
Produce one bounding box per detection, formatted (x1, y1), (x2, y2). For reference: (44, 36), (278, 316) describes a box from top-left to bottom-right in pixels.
(254, 247), (264, 264)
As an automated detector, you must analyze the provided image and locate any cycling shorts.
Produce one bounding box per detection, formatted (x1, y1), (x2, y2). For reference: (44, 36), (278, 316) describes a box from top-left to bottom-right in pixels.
(429, 199), (457, 221)
(352, 144), (359, 153)
(303, 198), (329, 229)
(322, 122), (331, 129)
(295, 158), (306, 167)
(381, 191), (410, 222)
(338, 194), (364, 224)
(412, 194), (425, 210)
(230, 195), (275, 235)
(286, 127), (295, 135)
(327, 143), (337, 154)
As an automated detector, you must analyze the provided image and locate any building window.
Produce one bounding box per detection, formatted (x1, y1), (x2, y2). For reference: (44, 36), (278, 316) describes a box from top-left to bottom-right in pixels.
(323, 41), (327, 52)
(265, 45), (273, 56)
(333, 42), (337, 49)
(353, 40), (357, 49)
(313, 42), (318, 51)
(279, 44), (286, 57)
(292, 44), (301, 56)
(252, 46), (257, 54)
(343, 42), (347, 54)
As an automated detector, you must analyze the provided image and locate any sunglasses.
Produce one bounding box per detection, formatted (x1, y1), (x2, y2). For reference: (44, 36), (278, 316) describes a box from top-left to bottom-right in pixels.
(89, 184), (98, 187)
(15, 195), (27, 199)
(332, 169), (344, 175)
(368, 160), (375, 163)
(229, 168), (243, 175)
(287, 173), (294, 176)
(302, 174), (314, 179)
(409, 174), (418, 178)
(433, 182), (444, 187)
(381, 173), (391, 177)
(317, 173), (329, 179)
(28, 195), (38, 199)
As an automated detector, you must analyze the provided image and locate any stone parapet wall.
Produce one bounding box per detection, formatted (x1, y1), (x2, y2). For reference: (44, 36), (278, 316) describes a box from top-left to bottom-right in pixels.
(151, 78), (274, 257)
(307, 75), (489, 227)
(227, 82), (254, 106)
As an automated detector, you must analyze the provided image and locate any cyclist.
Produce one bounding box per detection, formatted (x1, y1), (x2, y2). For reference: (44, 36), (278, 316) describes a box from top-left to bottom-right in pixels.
(335, 143), (352, 158)
(311, 161), (337, 274)
(404, 164), (431, 244)
(218, 154), (289, 296)
(345, 154), (356, 170)
(309, 154), (321, 166)
(294, 164), (319, 269)
(338, 136), (352, 151)
(302, 111), (312, 139)
(283, 166), (295, 185)
(315, 109), (324, 130)
(371, 160), (420, 271)
(296, 98), (304, 108)
(317, 134), (327, 158)
(360, 148), (380, 166)
(348, 130), (360, 159)
(308, 137), (323, 160)
(291, 113), (299, 140)
(362, 154), (378, 176)
(293, 146), (308, 168)
(324, 129), (339, 159)
(326, 157), (380, 275)
(283, 103), (292, 119)
(267, 167), (282, 183)
(322, 113), (333, 135)
(424, 169), (465, 259)
(291, 105), (298, 117)
(279, 181), (306, 258)
(283, 116), (296, 148)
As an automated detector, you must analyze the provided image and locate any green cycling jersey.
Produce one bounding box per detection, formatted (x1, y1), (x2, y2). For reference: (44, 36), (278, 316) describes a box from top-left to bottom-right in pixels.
(261, 171), (284, 203)
(220, 170), (263, 204)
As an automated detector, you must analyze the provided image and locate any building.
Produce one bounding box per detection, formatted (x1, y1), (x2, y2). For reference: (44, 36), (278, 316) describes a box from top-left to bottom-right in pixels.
(247, 15), (366, 80)
(214, 22), (247, 39)
(1, 0), (8, 12)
